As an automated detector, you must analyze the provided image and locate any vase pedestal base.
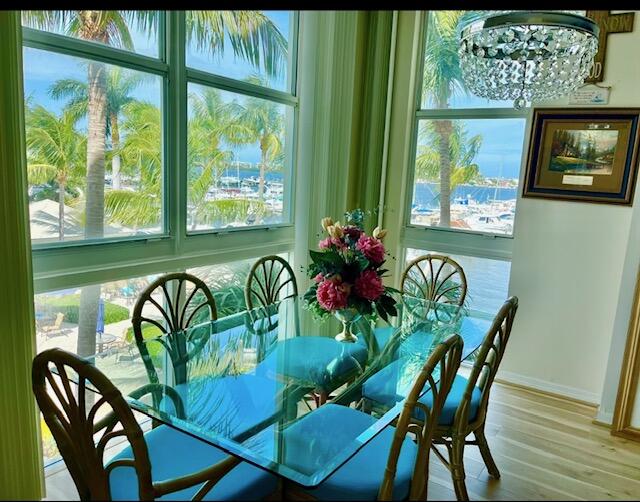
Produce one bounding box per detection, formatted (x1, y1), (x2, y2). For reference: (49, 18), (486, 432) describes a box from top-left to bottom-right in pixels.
(335, 331), (358, 343)
(334, 309), (361, 343)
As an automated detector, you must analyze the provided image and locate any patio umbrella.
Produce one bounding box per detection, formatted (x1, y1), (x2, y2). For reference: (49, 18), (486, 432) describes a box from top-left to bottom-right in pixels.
(96, 298), (105, 335)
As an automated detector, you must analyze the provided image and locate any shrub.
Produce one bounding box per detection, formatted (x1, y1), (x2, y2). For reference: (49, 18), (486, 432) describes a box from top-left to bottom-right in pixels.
(42, 294), (129, 325)
(125, 324), (164, 360)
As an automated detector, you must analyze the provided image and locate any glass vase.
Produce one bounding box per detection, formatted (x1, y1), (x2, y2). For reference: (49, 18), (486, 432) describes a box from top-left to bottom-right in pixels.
(334, 308), (362, 343)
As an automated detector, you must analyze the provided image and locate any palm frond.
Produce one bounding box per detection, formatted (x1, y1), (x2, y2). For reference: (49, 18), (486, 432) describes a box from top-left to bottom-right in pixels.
(105, 189), (161, 227)
(185, 10), (288, 79)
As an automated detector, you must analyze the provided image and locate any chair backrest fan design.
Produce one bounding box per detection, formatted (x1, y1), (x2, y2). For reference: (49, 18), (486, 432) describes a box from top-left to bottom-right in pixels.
(401, 254), (467, 306)
(132, 273), (217, 386)
(245, 255), (298, 310)
(32, 348), (154, 500)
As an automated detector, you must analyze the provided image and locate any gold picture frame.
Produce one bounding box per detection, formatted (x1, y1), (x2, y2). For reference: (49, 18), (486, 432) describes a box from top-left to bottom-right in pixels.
(523, 108), (640, 205)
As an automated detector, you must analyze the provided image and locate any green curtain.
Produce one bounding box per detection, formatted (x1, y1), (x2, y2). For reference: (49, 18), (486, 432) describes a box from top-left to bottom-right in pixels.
(346, 11), (395, 232)
(0, 10), (44, 500)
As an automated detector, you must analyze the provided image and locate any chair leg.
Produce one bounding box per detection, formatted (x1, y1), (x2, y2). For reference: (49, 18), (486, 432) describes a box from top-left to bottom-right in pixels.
(450, 434), (469, 501)
(475, 427), (500, 479)
(317, 391), (328, 406)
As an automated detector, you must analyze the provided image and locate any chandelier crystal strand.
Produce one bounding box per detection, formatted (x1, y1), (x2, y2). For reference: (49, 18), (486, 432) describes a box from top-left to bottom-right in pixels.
(458, 11), (600, 108)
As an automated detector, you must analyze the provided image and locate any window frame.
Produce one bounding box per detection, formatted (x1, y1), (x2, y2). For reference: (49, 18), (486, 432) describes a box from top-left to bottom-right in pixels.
(403, 12), (529, 262)
(21, 11), (301, 294)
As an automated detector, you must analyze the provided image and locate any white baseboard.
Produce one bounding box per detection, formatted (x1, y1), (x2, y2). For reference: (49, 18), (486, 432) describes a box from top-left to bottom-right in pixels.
(497, 370), (600, 406)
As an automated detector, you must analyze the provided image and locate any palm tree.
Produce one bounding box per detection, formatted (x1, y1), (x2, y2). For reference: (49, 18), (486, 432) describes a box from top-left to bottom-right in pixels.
(105, 101), (162, 230)
(232, 75), (284, 201)
(49, 67), (144, 190)
(25, 105), (87, 240)
(422, 11), (473, 227)
(22, 9), (288, 359)
(415, 121), (483, 210)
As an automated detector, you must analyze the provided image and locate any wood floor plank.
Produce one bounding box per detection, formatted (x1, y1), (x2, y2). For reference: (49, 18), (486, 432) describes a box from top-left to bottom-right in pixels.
(497, 426), (640, 481)
(485, 407), (640, 467)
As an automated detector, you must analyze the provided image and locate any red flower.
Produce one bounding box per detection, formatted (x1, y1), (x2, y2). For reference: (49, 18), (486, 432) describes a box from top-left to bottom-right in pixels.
(355, 269), (385, 301)
(314, 273), (324, 283)
(356, 235), (385, 264)
(343, 225), (363, 241)
(316, 277), (350, 311)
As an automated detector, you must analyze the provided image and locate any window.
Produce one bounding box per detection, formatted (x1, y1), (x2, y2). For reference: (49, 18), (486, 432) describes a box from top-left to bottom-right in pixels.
(22, 10), (298, 244)
(398, 11), (525, 310)
(185, 10), (296, 232)
(409, 11), (527, 237)
(23, 48), (164, 244)
(186, 11), (295, 92)
(22, 10), (160, 58)
(22, 11), (167, 245)
(186, 84), (294, 231)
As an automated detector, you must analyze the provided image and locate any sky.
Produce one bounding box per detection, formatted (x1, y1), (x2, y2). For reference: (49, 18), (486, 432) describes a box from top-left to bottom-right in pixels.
(456, 118), (525, 179)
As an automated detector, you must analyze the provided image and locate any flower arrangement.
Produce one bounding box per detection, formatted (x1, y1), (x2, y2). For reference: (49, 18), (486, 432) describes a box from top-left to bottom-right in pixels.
(304, 209), (398, 323)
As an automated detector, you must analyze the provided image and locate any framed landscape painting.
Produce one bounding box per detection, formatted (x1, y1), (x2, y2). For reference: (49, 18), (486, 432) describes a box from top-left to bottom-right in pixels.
(523, 108), (640, 205)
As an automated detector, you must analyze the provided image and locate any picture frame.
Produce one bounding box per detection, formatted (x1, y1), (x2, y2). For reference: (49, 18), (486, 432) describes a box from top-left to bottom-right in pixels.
(523, 108), (640, 205)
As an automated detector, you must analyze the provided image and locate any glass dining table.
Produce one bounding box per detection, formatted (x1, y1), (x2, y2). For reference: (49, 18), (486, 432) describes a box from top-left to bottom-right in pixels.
(75, 295), (493, 489)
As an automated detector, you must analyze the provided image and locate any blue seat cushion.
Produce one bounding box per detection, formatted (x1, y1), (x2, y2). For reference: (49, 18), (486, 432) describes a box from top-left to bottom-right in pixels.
(107, 425), (277, 500)
(281, 404), (417, 501)
(363, 370), (482, 426)
(256, 337), (368, 391)
(160, 373), (282, 440)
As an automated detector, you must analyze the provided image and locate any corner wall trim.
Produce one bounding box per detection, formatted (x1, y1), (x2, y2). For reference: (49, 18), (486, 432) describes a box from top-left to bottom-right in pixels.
(595, 409), (614, 425)
(496, 370), (600, 406)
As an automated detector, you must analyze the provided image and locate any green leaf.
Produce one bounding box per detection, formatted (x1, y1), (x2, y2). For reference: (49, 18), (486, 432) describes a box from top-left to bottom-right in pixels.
(303, 287), (317, 302)
(376, 302), (389, 323)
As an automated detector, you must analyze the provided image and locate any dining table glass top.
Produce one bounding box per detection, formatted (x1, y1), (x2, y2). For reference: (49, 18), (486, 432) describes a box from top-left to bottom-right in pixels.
(72, 295), (493, 487)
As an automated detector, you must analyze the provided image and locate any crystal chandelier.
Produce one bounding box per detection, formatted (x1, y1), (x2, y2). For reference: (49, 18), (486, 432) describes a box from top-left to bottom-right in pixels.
(458, 11), (600, 109)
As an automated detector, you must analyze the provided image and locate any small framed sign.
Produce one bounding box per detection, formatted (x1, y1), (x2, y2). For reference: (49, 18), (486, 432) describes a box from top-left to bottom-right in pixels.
(569, 85), (611, 105)
(523, 108), (640, 205)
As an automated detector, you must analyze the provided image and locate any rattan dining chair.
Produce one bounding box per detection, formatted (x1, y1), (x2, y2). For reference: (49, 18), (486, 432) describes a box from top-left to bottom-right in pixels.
(283, 334), (464, 501)
(32, 348), (277, 500)
(132, 271), (289, 442)
(132, 272), (218, 387)
(244, 255), (298, 360)
(430, 296), (518, 501)
(245, 255), (368, 407)
(401, 254), (467, 306)
(367, 254), (468, 356)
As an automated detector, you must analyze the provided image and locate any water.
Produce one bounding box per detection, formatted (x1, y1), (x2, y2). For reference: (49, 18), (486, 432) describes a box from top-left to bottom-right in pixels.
(221, 167), (283, 184)
(413, 182), (517, 208)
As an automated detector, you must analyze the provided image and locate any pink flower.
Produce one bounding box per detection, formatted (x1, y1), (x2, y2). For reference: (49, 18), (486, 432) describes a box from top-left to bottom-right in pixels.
(355, 269), (385, 301)
(319, 237), (346, 250)
(356, 235), (386, 264)
(316, 277), (350, 311)
(314, 273), (324, 283)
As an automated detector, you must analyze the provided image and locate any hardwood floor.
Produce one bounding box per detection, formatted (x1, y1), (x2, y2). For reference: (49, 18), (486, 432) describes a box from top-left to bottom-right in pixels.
(44, 382), (640, 500)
